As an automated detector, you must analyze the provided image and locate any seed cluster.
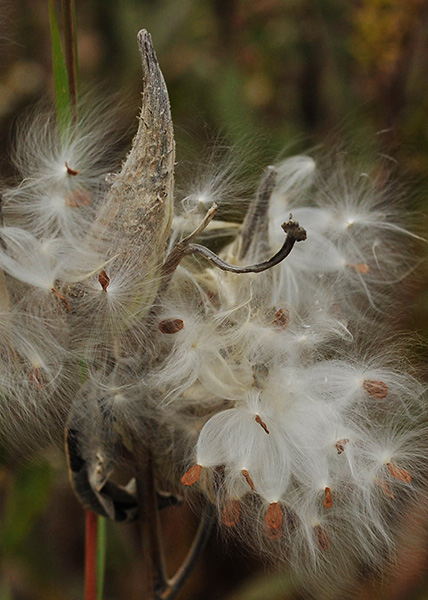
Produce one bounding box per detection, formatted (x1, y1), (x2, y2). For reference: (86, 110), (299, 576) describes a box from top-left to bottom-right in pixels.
(0, 32), (426, 598)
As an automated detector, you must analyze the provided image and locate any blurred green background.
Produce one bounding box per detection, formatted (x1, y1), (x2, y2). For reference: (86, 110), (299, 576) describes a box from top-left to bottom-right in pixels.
(2, 0), (428, 168)
(1, 1), (428, 599)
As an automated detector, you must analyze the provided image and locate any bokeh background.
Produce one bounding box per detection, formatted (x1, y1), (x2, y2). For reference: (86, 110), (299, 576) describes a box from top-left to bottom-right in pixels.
(1, 1), (428, 598)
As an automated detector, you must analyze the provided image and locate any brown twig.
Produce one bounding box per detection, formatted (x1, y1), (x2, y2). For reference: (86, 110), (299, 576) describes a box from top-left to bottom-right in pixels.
(161, 202), (306, 295)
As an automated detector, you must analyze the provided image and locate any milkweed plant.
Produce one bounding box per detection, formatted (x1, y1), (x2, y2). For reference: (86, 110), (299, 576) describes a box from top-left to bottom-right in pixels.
(1, 18), (428, 600)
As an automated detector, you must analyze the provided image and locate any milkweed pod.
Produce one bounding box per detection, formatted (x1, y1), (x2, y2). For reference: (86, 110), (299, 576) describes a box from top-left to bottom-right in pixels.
(88, 30), (175, 319)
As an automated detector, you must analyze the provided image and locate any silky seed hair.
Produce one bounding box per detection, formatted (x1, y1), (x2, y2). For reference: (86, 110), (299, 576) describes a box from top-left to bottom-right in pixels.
(168, 150), (427, 595)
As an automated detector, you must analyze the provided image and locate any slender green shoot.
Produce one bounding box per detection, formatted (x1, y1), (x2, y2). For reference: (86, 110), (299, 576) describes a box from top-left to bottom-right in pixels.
(48, 0), (72, 134)
(96, 517), (107, 600)
(61, 0), (79, 122)
(49, 5), (107, 599)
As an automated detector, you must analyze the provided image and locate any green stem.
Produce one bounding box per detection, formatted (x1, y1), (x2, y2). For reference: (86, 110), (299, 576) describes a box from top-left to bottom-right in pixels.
(96, 517), (107, 600)
(61, 0), (79, 123)
(48, 0), (72, 133)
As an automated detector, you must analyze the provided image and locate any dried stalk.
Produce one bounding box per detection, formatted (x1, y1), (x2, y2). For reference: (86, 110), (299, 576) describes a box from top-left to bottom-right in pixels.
(135, 443), (214, 600)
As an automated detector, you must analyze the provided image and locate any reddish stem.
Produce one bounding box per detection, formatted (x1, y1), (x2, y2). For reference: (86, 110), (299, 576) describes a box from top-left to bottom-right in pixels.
(85, 510), (98, 600)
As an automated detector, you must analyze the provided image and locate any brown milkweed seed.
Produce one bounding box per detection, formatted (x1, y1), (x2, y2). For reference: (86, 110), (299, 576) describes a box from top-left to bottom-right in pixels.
(241, 469), (255, 490)
(158, 318), (185, 334)
(386, 462), (412, 483)
(335, 438), (349, 454)
(255, 414), (270, 434)
(265, 502), (282, 530)
(348, 263), (370, 274)
(272, 308), (290, 330)
(363, 379), (389, 399)
(181, 464), (203, 486)
(314, 525), (330, 550)
(98, 270), (110, 291)
(30, 367), (43, 388)
(266, 524), (282, 540)
(65, 162), (79, 176)
(221, 499), (240, 527)
(324, 487), (333, 509)
(376, 477), (395, 499)
(51, 287), (70, 311)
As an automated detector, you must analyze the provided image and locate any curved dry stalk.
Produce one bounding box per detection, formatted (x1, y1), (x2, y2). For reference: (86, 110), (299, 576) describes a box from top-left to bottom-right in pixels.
(181, 217), (306, 274)
(135, 440), (214, 600)
(161, 202), (306, 286)
(160, 203), (219, 282)
(157, 504), (214, 600)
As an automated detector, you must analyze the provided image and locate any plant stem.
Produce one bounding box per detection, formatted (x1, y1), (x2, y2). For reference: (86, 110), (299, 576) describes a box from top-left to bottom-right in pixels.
(61, 0), (78, 123)
(135, 440), (214, 600)
(160, 504), (214, 600)
(96, 517), (107, 600)
(136, 446), (166, 600)
(85, 510), (98, 600)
